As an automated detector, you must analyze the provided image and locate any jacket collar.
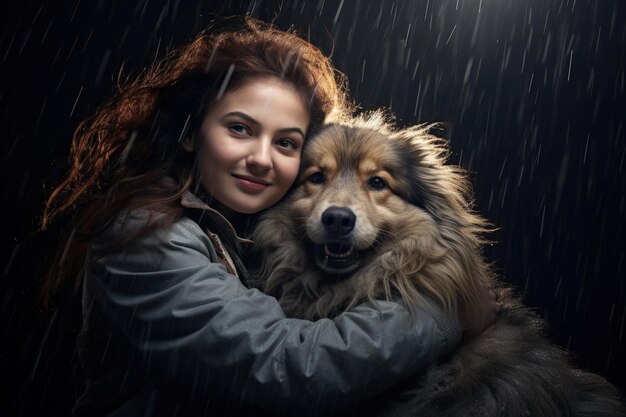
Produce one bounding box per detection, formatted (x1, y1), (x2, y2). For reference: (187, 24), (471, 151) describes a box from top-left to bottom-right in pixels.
(180, 190), (253, 244)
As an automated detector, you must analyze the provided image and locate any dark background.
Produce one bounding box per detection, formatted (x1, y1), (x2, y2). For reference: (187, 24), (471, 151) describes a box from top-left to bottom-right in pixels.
(1, 0), (625, 415)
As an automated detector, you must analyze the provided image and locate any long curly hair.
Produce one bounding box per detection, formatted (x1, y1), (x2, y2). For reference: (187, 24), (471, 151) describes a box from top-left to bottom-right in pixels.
(40, 17), (350, 308)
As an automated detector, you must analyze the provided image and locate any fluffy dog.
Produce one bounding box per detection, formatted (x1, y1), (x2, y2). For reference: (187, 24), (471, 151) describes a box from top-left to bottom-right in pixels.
(250, 113), (625, 416)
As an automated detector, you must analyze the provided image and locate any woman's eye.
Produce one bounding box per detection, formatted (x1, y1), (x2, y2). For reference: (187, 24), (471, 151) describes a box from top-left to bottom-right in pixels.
(277, 138), (298, 150)
(229, 123), (250, 135)
(308, 172), (326, 184)
(367, 176), (387, 190)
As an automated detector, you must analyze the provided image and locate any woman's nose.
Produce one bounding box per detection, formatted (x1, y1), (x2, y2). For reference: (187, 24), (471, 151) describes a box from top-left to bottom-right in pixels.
(246, 138), (273, 170)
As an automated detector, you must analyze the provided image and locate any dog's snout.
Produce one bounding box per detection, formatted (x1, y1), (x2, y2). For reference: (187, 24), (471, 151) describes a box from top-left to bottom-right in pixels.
(322, 206), (356, 236)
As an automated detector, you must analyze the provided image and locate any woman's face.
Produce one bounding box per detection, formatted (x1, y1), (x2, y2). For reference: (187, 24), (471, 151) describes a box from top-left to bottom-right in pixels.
(184, 77), (310, 216)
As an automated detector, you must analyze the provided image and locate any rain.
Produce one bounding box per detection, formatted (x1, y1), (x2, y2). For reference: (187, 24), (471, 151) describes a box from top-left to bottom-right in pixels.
(1, 0), (625, 415)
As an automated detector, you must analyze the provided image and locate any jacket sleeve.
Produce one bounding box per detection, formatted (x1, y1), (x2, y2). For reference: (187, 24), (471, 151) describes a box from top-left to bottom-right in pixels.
(85, 215), (461, 413)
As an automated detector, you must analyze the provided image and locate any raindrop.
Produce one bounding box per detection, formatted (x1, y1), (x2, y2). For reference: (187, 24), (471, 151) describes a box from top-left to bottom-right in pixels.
(95, 49), (112, 85)
(333, 0), (344, 24)
(69, 86), (83, 117)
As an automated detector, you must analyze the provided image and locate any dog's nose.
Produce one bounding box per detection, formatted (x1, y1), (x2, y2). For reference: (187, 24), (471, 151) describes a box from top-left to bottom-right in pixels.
(322, 206), (356, 236)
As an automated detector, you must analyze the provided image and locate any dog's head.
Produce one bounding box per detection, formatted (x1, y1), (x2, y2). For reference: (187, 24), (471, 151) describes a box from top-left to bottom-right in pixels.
(252, 112), (491, 318)
(293, 122), (434, 275)
(289, 113), (483, 272)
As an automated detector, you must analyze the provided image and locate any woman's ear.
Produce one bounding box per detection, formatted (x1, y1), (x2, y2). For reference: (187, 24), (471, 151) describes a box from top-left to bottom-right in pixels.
(181, 136), (195, 152)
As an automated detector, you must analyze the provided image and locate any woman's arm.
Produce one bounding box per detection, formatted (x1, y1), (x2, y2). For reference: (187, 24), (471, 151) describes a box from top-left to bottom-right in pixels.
(85, 215), (461, 413)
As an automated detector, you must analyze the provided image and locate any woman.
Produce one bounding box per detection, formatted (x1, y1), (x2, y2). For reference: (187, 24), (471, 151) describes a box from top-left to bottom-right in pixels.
(41, 17), (498, 416)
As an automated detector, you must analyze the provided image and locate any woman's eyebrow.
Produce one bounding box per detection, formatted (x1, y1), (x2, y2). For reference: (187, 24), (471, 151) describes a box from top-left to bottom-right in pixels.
(277, 127), (306, 139)
(221, 111), (259, 126)
(221, 111), (305, 138)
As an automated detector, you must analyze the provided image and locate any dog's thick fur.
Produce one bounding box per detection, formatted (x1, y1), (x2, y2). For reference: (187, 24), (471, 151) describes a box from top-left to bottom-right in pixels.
(250, 113), (625, 417)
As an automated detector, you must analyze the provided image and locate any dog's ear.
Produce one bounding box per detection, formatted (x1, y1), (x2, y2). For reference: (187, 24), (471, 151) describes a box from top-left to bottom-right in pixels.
(407, 176), (429, 209)
(395, 123), (452, 212)
(395, 140), (429, 209)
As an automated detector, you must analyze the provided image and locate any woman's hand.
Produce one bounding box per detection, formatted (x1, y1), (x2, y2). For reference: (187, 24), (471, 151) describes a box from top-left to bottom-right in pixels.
(461, 287), (501, 338)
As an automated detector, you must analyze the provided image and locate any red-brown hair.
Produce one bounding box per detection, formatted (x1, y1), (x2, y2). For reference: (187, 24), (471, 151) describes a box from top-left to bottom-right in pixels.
(40, 17), (349, 308)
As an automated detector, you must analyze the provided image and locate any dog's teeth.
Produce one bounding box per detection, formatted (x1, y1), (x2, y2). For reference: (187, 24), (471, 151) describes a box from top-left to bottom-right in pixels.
(324, 244), (353, 258)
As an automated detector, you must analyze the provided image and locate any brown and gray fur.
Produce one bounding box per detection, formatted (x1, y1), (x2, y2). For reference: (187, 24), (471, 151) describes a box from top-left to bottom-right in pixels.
(250, 112), (625, 417)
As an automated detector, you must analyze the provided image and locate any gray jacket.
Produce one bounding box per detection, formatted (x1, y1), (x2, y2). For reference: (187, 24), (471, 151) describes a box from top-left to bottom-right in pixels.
(73, 194), (461, 416)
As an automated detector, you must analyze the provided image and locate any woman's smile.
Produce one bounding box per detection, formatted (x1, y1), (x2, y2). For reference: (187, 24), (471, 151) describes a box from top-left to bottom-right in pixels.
(232, 173), (271, 193)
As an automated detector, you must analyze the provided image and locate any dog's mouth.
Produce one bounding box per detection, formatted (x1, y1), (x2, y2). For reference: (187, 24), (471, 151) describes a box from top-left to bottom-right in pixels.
(324, 242), (353, 258)
(312, 241), (360, 275)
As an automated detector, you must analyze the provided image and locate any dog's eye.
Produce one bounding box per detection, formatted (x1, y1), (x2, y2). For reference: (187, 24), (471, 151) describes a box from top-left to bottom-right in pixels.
(308, 172), (326, 184)
(367, 176), (387, 190)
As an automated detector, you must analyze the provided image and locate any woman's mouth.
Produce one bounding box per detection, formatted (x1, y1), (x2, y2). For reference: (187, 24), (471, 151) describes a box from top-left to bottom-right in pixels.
(233, 174), (270, 193)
